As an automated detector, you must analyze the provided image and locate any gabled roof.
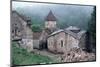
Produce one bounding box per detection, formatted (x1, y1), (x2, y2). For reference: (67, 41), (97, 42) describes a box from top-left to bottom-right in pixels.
(49, 29), (64, 36)
(45, 11), (56, 21)
(65, 26), (81, 33)
(48, 26), (86, 40)
(48, 29), (79, 40)
(12, 10), (31, 22)
(64, 30), (78, 39)
(77, 30), (86, 39)
(66, 26), (80, 30)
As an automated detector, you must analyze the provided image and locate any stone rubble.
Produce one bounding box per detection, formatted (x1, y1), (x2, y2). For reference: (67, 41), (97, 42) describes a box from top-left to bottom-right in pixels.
(61, 48), (95, 62)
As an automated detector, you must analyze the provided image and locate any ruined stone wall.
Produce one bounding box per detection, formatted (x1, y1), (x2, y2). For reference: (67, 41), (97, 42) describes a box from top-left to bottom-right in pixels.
(11, 13), (23, 40)
(19, 18), (33, 52)
(12, 12), (33, 52)
(20, 39), (33, 52)
(79, 34), (86, 49)
(66, 34), (79, 51)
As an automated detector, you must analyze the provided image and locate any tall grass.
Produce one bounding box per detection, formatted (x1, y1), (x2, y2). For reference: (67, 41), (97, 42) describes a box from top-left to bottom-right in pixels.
(11, 42), (52, 65)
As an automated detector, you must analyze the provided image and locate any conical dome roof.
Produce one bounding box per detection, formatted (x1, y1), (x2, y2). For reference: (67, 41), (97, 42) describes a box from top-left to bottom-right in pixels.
(45, 11), (56, 21)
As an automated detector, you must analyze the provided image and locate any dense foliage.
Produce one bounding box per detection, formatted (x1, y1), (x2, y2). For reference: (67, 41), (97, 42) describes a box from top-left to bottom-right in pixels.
(89, 6), (96, 39)
(31, 24), (42, 32)
(88, 6), (96, 51)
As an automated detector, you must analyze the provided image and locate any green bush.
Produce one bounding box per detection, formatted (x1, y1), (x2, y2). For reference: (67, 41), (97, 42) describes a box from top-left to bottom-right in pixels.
(31, 24), (42, 32)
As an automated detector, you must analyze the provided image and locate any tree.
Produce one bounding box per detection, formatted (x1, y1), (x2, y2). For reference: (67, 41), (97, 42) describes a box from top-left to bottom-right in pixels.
(88, 6), (96, 52)
(31, 24), (42, 32)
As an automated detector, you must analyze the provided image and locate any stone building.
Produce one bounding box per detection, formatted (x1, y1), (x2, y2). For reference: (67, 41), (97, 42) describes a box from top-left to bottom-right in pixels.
(45, 11), (57, 31)
(45, 11), (86, 53)
(47, 26), (86, 53)
(32, 11), (87, 52)
(11, 11), (33, 52)
(33, 11), (58, 49)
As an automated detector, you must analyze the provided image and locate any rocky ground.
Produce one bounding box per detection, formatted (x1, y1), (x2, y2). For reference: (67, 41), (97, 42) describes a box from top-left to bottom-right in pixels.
(32, 48), (96, 63)
(61, 48), (96, 62)
(32, 49), (62, 63)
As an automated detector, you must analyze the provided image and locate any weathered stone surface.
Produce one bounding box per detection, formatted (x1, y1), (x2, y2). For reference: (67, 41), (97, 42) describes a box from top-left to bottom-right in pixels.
(47, 26), (86, 54)
(61, 48), (95, 62)
(11, 11), (33, 52)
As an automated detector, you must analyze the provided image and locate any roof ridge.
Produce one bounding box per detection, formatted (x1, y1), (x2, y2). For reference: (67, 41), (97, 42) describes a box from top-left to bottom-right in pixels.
(12, 10), (31, 22)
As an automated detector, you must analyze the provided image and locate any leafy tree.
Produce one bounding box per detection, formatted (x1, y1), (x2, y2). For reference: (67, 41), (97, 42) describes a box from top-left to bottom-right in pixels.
(31, 24), (42, 32)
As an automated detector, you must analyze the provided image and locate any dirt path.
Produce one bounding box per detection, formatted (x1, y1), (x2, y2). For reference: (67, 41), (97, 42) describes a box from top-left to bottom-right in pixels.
(33, 49), (63, 63)
(32, 48), (96, 63)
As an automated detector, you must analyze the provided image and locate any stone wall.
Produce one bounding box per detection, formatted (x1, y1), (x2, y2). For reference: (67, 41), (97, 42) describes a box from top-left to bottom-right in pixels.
(11, 12), (23, 40)
(55, 32), (66, 53)
(48, 36), (55, 52)
(19, 17), (33, 52)
(79, 34), (86, 49)
(20, 39), (33, 52)
(48, 32), (66, 53)
(47, 32), (80, 53)
(33, 40), (40, 49)
(66, 34), (79, 52)
(11, 12), (33, 52)
(45, 21), (56, 29)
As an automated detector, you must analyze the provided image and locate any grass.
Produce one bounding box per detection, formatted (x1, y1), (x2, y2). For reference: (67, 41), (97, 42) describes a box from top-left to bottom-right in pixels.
(11, 42), (53, 65)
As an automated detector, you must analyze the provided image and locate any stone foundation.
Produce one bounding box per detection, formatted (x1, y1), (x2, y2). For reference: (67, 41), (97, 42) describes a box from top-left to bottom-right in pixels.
(19, 39), (33, 52)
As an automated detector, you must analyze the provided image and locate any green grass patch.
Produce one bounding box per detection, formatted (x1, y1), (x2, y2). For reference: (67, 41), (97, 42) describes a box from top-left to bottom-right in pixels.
(11, 42), (52, 65)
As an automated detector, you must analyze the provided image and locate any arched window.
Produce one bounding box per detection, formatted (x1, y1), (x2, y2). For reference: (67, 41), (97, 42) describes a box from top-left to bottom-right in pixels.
(18, 30), (20, 33)
(12, 30), (14, 33)
(61, 40), (63, 47)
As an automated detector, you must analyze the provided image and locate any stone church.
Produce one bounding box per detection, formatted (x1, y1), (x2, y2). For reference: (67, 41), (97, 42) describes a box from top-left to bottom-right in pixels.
(42, 11), (86, 53)
(47, 27), (86, 53)
(33, 10), (86, 53)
